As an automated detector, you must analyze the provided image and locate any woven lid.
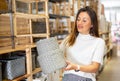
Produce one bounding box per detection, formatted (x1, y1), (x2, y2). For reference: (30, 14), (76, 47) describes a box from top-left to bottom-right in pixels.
(36, 37), (59, 55)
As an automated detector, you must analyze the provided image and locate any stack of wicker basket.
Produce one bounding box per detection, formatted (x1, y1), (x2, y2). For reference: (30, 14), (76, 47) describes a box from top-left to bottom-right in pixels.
(36, 37), (66, 74)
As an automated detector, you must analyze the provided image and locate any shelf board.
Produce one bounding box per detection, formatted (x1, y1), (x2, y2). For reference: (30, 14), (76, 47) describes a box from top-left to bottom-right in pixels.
(32, 68), (42, 75)
(0, 10), (13, 14)
(0, 36), (14, 38)
(99, 31), (110, 35)
(49, 0), (68, 3)
(0, 12), (48, 19)
(103, 38), (109, 41)
(15, 12), (48, 19)
(0, 44), (36, 54)
(16, 0), (38, 3)
(0, 34), (48, 38)
(3, 74), (31, 81)
(16, 34), (32, 37)
(12, 74), (31, 81)
(49, 14), (70, 19)
(16, 0), (68, 3)
(32, 33), (49, 37)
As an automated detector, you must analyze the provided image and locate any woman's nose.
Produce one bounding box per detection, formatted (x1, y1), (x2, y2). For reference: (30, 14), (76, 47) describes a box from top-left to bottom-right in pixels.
(77, 21), (82, 25)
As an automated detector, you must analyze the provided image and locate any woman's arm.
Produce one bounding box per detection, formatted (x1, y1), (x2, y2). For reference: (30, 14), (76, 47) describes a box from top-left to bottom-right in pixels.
(64, 60), (100, 73)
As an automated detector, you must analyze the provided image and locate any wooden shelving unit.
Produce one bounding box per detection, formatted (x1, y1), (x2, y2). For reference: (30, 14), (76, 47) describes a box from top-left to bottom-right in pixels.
(0, 0), (71, 81)
(0, 0), (48, 81)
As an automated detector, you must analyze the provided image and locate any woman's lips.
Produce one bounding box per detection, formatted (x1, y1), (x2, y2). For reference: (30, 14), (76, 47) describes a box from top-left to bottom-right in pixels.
(77, 25), (83, 29)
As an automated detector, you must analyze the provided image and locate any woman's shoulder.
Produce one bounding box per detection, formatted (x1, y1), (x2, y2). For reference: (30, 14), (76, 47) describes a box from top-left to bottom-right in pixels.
(95, 37), (105, 45)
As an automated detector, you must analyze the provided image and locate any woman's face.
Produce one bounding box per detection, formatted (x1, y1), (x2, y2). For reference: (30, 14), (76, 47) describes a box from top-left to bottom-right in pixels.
(77, 12), (92, 34)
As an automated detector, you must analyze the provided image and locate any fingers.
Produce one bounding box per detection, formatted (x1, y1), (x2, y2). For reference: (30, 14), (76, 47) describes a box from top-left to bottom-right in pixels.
(65, 64), (72, 70)
(66, 60), (70, 64)
(64, 60), (73, 70)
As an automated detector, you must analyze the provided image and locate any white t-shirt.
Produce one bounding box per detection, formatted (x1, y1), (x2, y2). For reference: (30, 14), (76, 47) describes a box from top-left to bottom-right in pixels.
(60, 33), (105, 81)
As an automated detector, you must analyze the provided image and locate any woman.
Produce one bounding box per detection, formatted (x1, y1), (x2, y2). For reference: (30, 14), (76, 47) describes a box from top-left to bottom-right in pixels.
(60, 6), (105, 81)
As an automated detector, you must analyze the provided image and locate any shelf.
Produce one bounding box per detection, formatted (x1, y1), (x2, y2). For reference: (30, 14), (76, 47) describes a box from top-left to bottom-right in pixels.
(16, 35), (31, 37)
(16, 0), (38, 3)
(3, 74), (31, 81)
(103, 38), (109, 41)
(16, 0), (65, 3)
(0, 12), (48, 19)
(32, 68), (42, 75)
(49, 14), (70, 19)
(0, 10), (13, 14)
(15, 12), (48, 19)
(0, 36), (15, 38)
(49, 0), (68, 3)
(0, 44), (36, 54)
(32, 34), (50, 37)
(99, 31), (110, 35)
(12, 74), (31, 81)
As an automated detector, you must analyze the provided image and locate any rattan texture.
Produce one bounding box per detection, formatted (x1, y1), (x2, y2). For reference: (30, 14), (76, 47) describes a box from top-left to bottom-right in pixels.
(36, 37), (59, 55)
(36, 37), (66, 74)
(1, 56), (25, 80)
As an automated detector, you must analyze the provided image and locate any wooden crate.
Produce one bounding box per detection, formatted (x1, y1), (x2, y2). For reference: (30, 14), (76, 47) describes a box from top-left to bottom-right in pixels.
(0, 38), (12, 47)
(16, 18), (30, 35)
(0, 15), (30, 36)
(0, 15), (11, 36)
(0, 36), (31, 48)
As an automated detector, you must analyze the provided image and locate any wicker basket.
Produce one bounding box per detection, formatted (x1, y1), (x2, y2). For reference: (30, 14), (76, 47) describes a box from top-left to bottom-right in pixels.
(0, 56), (25, 80)
(36, 37), (66, 74)
(36, 37), (59, 55)
(32, 21), (46, 34)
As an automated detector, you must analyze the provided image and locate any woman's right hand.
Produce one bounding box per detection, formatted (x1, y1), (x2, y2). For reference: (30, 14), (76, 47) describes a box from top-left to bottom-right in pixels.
(64, 60), (78, 71)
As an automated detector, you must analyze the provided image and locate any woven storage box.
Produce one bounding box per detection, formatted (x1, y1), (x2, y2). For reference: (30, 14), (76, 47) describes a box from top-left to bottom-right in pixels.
(32, 21), (46, 34)
(36, 37), (66, 74)
(36, 37), (59, 55)
(0, 62), (2, 81)
(0, 56), (25, 80)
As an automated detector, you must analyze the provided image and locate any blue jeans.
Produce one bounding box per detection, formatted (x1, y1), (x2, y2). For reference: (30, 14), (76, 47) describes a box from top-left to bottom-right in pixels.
(62, 74), (92, 81)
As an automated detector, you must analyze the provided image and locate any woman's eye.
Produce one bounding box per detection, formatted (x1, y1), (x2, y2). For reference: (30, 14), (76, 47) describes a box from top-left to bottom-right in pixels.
(77, 19), (80, 21)
(83, 20), (87, 22)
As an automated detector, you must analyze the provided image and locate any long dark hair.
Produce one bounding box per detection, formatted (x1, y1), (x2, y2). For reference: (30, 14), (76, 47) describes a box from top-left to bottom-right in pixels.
(66, 6), (99, 46)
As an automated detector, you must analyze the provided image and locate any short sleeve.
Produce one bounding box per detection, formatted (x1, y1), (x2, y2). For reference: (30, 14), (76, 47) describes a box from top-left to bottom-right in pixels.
(92, 38), (105, 65)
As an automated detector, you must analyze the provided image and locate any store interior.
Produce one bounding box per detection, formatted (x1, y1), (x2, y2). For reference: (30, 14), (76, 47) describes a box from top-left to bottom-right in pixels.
(0, 0), (120, 81)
